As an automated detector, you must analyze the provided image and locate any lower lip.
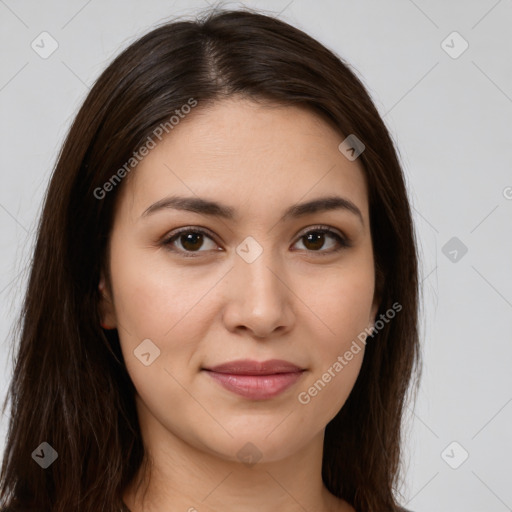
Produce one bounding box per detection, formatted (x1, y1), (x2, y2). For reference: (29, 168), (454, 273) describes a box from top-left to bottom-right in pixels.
(204, 370), (304, 400)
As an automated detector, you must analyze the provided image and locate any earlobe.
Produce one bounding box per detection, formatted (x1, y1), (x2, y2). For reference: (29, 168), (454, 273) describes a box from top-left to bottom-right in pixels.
(98, 275), (117, 330)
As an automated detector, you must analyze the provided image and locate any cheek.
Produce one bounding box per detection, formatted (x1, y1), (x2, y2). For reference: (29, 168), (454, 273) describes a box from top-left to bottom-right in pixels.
(108, 240), (219, 395)
(297, 351), (364, 421)
(298, 260), (375, 345)
(110, 241), (218, 339)
(292, 261), (374, 420)
(295, 313), (367, 430)
(110, 254), (213, 432)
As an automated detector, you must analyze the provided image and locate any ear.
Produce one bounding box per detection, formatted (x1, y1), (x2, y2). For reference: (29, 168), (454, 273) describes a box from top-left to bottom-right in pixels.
(369, 260), (385, 328)
(369, 293), (380, 328)
(368, 275), (383, 330)
(98, 273), (117, 329)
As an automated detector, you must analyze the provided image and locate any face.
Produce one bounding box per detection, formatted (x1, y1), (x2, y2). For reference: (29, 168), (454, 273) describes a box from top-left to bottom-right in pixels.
(99, 97), (380, 463)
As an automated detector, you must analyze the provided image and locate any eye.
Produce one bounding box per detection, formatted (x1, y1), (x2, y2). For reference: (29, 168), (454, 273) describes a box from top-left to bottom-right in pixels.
(161, 225), (350, 257)
(292, 225), (351, 255)
(162, 227), (219, 257)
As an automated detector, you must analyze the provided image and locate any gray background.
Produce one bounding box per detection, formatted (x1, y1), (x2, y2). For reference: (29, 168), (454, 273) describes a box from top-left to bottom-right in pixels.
(1, 1), (511, 511)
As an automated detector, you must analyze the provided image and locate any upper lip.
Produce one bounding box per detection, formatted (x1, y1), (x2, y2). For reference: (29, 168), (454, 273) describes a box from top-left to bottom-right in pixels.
(204, 359), (304, 375)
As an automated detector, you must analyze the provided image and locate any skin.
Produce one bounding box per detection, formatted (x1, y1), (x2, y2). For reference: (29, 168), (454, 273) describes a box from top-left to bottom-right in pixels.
(99, 97), (380, 512)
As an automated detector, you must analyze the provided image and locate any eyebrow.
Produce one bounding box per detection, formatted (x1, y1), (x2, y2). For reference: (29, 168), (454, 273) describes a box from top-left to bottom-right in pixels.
(141, 194), (364, 225)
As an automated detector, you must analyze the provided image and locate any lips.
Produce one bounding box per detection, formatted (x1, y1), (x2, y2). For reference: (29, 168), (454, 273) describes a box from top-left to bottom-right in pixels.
(203, 359), (306, 400)
(206, 359), (304, 375)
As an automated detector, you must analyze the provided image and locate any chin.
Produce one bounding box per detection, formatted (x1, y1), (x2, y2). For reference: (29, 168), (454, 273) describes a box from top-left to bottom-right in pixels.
(193, 425), (315, 466)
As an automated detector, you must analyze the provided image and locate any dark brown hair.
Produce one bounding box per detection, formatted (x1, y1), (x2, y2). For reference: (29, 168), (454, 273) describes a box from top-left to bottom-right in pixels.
(0, 7), (421, 512)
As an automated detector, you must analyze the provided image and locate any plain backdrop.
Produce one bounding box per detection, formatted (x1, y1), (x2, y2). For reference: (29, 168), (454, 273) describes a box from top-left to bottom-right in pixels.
(0, 1), (511, 511)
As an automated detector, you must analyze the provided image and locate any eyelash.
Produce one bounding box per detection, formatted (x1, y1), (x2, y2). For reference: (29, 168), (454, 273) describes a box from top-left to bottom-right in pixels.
(161, 225), (351, 258)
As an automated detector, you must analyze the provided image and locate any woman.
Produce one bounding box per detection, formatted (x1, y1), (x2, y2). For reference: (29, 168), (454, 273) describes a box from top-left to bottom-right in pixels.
(0, 7), (420, 512)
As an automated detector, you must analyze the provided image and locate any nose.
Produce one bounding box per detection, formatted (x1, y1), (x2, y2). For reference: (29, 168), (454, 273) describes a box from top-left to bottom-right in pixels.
(221, 245), (295, 339)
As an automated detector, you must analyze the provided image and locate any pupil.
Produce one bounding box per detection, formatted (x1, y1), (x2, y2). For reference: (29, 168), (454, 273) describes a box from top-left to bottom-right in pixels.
(305, 232), (324, 250)
(182, 233), (203, 251)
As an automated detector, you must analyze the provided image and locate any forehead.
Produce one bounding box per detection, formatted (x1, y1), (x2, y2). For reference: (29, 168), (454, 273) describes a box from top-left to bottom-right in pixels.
(118, 98), (369, 224)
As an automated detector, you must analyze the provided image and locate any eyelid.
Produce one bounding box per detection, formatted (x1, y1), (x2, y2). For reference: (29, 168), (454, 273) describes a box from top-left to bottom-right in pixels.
(161, 224), (351, 256)
(161, 226), (219, 257)
(295, 224), (346, 241)
(292, 224), (352, 254)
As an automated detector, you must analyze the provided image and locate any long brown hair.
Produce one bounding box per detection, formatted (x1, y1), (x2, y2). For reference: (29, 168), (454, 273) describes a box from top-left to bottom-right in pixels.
(0, 7), (421, 512)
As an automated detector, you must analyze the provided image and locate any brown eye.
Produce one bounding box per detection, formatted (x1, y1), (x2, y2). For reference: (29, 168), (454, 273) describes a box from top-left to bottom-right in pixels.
(177, 232), (206, 252)
(302, 231), (329, 251)
(293, 227), (350, 254)
(163, 228), (219, 257)
(162, 225), (350, 258)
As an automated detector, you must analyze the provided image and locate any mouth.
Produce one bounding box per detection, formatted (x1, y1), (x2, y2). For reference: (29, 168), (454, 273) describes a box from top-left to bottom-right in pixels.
(202, 359), (306, 400)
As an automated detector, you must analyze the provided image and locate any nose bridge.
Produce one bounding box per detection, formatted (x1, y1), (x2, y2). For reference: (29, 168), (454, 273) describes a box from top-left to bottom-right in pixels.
(235, 236), (284, 304)
(223, 234), (292, 335)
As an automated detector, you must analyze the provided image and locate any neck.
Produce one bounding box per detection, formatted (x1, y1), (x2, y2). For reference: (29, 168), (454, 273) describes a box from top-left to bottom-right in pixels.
(123, 396), (352, 512)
